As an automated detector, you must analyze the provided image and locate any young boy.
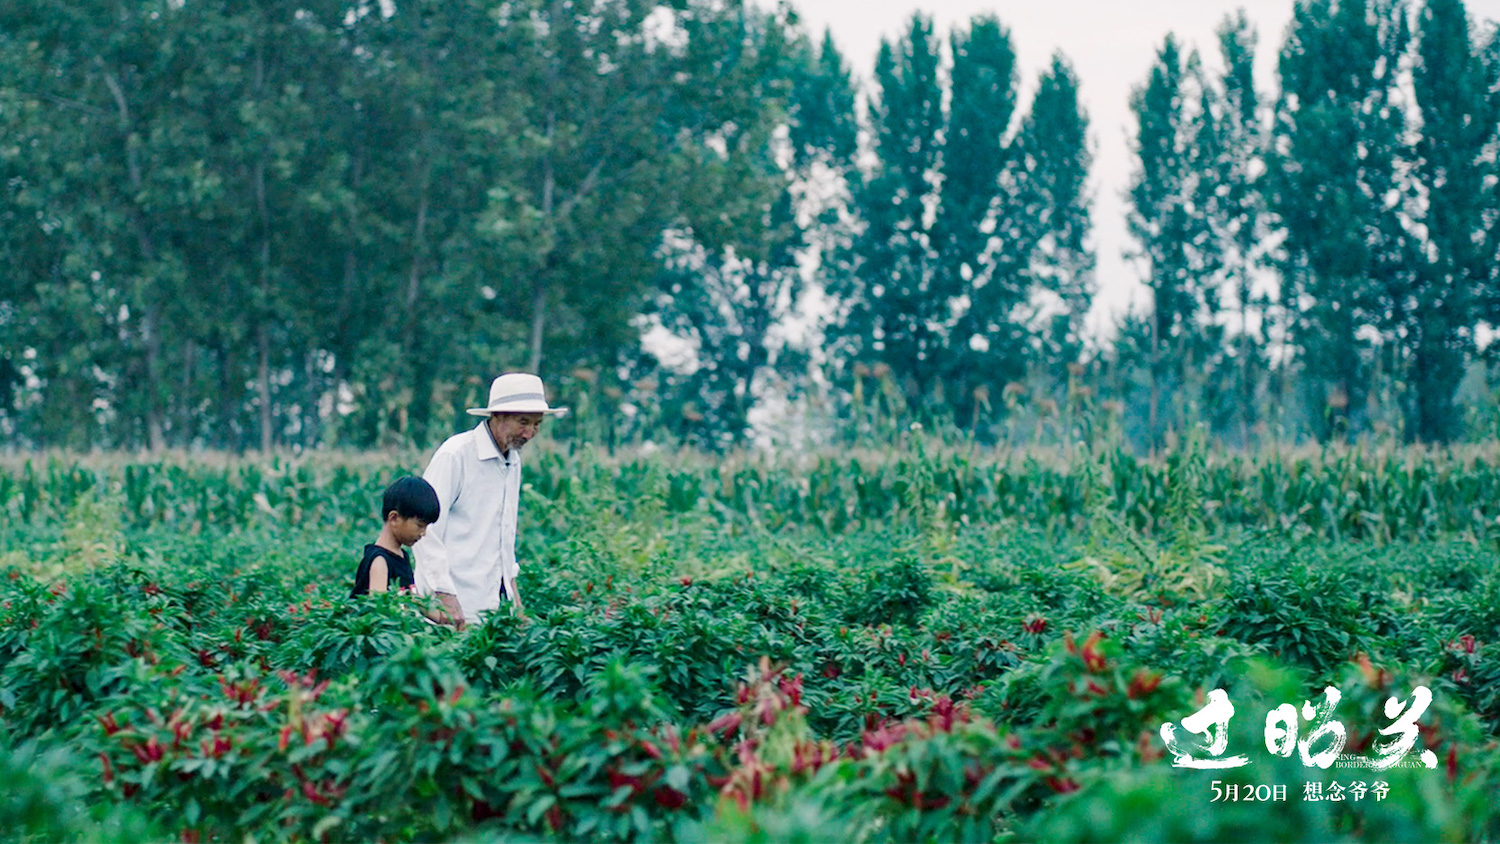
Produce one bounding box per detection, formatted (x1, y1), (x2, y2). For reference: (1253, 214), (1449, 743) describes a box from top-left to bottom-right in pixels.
(351, 477), (464, 628)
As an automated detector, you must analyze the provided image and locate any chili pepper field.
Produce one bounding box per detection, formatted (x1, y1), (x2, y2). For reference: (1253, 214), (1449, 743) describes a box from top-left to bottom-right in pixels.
(3, 439), (1500, 842)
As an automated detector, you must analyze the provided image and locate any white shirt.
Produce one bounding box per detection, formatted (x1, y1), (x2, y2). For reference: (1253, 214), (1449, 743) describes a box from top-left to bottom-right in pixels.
(412, 422), (522, 622)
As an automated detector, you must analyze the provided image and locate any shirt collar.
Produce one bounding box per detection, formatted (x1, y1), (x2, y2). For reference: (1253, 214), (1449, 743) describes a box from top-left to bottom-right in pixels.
(472, 421), (520, 465)
(473, 421), (503, 461)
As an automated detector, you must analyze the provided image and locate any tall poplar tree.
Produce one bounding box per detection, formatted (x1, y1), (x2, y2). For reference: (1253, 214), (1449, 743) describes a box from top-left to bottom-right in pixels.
(1015, 53), (1094, 377)
(1127, 35), (1220, 449)
(829, 14), (1029, 420)
(1408, 0), (1498, 441)
(1201, 12), (1269, 443)
(0, 19), (111, 445)
(644, 13), (848, 446)
(829, 14), (945, 412)
(0, 0), (235, 448)
(335, 0), (513, 446)
(1272, 0), (1410, 439)
(477, 0), (756, 385)
(212, 0), (349, 451)
(938, 16), (1024, 419)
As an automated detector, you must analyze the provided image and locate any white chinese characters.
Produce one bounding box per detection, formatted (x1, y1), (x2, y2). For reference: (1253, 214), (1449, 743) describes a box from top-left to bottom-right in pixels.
(1161, 685), (1440, 770)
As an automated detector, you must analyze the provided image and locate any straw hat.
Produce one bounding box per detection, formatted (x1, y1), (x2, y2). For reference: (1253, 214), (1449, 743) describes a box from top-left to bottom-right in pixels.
(466, 373), (569, 417)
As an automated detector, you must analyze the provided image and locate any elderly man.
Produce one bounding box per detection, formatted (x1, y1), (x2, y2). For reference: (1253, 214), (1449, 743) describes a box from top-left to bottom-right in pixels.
(413, 372), (566, 624)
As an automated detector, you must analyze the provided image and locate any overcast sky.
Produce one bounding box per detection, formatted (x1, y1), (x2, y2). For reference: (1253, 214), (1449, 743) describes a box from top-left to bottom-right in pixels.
(787, 0), (1500, 343)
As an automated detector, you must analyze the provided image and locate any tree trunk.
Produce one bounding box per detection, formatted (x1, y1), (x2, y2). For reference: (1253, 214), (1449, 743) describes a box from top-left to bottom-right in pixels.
(402, 161), (431, 441)
(528, 278), (548, 375)
(143, 303), (165, 450)
(258, 324), (272, 453)
(1148, 288), (1162, 455)
(1276, 299), (1292, 447)
(178, 338), (196, 445)
(1239, 274), (1252, 447)
(302, 351), (320, 447)
(337, 151), (362, 338)
(255, 154), (274, 453)
(404, 188), (429, 338)
(529, 110), (557, 375)
(103, 69), (166, 451)
(331, 148), (363, 448)
(254, 37), (275, 454)
(217, 343), (237, 450)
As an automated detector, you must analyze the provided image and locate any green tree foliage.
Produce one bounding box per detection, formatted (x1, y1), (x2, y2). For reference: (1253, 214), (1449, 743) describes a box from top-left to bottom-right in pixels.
(1, 0), (229, 449)
(939, 15), (1026, 421)
(828, 14), (950, 414)
(827, 15), (1093, 431)
(642, 13), (847, 447)
(1015, 54), (1094, 382)
(1271, 0), (1412, 441)
(788, 28), (859, 167)
(1201, 13), (1270, 444)
(1127, 36), (1222, 450)
(1408, 0), (1500, 442)
(8, 0), (1500, 452)
(332, 0), (520, 448)
(0, 0), (801, 450)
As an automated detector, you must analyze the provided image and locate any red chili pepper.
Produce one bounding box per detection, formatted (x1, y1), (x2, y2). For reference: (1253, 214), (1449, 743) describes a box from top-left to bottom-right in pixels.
(131, 737), (163, 764)
(707, 711), (741, 737)
(1046, 776), (1080, 793)
(301, 779), (330, 806)
(1128, 670), (1163, 699)
(653, 786), (687, 809)
(1081, 631), (1108, 672)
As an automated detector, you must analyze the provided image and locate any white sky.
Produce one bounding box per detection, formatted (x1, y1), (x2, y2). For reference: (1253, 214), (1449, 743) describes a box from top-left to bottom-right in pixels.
(787, 0), (1500, 344)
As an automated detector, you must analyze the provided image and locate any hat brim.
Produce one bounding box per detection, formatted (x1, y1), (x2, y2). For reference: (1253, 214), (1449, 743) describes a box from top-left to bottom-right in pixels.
(466, 405), (569, 417)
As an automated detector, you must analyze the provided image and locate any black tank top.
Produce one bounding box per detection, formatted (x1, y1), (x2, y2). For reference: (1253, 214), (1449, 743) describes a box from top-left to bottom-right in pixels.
(350, 545), (415, 596)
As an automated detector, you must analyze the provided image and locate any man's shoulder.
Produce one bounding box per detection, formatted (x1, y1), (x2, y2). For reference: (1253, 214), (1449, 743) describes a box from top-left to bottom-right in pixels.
(433, 426), (482, 458)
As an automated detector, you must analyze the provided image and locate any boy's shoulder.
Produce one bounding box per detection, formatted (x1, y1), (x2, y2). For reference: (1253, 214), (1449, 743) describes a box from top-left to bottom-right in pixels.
(362, 543), (410, 564)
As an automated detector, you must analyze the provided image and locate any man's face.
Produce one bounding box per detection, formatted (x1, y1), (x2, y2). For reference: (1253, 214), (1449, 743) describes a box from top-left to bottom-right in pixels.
(488, 412), (544, 453)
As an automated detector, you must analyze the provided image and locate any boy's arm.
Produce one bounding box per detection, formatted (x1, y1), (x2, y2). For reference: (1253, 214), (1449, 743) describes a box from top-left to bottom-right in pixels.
(368, 558), (389, 593)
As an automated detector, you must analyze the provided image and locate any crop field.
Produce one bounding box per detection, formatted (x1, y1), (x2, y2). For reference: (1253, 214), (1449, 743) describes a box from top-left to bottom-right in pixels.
(3, 439), (1500, 842)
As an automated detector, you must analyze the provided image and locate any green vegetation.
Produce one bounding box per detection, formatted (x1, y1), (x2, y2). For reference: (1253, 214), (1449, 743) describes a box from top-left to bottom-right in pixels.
(5, 0), (1498, 452)
(3, 443), (1499, 841)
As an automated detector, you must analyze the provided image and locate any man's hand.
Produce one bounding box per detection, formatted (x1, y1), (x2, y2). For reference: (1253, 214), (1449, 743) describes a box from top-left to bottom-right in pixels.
(507, 575), (527, 623)
(429, 592), (467, 630)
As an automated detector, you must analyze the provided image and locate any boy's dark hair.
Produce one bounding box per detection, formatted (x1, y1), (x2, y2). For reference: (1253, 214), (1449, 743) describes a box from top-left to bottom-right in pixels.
(382, 476), (440, 523)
